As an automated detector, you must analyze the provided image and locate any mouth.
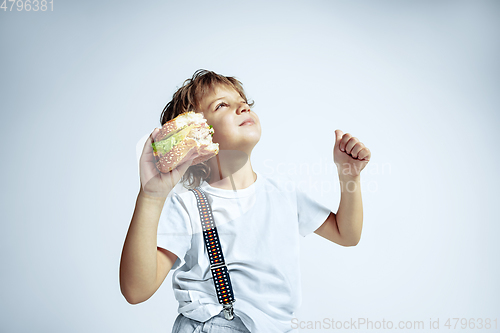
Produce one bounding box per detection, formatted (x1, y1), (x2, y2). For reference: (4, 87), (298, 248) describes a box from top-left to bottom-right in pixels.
(239, 118), (255, 126)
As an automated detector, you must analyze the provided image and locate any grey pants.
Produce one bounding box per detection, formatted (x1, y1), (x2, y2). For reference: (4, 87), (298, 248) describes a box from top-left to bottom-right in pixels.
(172, 310), (250, 333)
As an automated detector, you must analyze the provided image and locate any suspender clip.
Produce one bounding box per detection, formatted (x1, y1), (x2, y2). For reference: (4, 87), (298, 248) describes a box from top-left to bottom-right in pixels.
(223, 302), (235, 320)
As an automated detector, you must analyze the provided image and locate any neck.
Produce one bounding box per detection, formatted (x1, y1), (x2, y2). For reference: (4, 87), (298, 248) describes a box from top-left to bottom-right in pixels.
(206, 150), (257, 190)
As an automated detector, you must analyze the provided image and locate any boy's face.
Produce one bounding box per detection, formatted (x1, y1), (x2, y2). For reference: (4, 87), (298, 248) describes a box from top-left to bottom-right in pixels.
(197, 84), (261, 155)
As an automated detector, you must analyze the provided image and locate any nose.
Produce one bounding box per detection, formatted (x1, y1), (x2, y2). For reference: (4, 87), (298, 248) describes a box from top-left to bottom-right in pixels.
(236, 102), (250, 115)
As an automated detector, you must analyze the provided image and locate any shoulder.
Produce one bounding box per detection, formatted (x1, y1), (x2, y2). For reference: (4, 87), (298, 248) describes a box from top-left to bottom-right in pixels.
(161, 186), (197, 216)
(259, 171), (298, 193)
(257, 172), (300, 206)
(170, 186), (195, 207)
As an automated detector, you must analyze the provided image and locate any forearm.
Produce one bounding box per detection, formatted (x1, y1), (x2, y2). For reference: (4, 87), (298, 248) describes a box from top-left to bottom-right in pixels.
(336, 175), (363, 245)
(120, 189), (167, 303)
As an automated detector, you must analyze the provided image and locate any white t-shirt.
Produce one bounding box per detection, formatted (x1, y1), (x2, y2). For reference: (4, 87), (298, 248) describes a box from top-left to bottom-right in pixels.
(157, 170), (331, 333)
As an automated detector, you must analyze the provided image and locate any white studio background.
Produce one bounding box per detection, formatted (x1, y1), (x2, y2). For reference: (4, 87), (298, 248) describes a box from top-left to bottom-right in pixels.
(1, 1), (499, 332)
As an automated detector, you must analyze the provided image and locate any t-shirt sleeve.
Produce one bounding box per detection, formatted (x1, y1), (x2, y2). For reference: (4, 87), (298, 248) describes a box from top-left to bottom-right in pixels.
(157, 192), (193, 270)
(296, 187), (332, 237)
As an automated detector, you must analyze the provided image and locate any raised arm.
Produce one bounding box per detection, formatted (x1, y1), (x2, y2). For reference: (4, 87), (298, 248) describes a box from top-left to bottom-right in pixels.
(119, 128), (194, 304)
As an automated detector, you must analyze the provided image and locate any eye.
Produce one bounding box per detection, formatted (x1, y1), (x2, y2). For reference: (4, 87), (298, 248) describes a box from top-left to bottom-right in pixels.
(215, 102), (228, 111)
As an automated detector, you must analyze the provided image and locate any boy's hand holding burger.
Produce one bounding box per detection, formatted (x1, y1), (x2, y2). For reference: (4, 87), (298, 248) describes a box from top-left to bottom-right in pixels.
(139, 112), (219, 198)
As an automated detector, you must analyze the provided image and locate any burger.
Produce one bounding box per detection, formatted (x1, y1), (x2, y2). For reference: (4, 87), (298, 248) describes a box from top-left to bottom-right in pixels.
(152, 111), (219, 173)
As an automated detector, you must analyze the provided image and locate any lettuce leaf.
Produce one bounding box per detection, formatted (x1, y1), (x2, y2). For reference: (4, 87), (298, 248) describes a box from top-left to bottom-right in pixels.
(152, 125), (194, 155)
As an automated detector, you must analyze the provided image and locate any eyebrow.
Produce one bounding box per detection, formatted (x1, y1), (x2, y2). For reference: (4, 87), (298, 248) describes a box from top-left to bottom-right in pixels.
(208, 97), (227, 110)
(208, 96), (247, 110)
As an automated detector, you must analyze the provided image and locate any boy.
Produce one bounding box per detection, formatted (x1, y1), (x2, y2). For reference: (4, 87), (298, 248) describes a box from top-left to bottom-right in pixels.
(120, 70), (371, 332)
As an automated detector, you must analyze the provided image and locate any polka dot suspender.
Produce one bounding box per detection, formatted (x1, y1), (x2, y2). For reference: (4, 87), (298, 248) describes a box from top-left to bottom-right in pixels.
(190, 186), (236, 321)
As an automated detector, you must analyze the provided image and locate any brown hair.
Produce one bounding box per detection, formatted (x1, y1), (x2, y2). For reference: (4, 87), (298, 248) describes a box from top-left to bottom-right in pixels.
(160, 69), (254, 189)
